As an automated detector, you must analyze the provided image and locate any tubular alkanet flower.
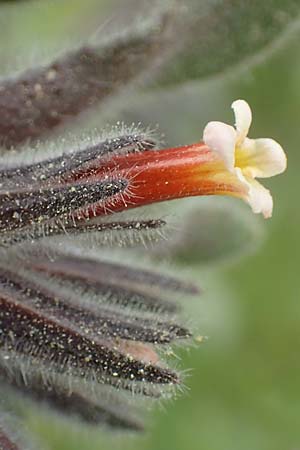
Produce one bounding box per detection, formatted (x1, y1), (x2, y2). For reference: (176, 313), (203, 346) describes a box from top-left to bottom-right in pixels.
(0, 96), (287, 449)
(73, 99), (286, 220)
(203, 99), (287, 218)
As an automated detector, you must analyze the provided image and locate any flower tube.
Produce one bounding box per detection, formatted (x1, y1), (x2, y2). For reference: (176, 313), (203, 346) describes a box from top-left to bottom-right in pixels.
(76, 100), (286, 219)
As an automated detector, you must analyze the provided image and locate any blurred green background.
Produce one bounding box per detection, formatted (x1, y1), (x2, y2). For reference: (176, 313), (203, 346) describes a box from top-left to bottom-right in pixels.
(1, 1), (299, 449)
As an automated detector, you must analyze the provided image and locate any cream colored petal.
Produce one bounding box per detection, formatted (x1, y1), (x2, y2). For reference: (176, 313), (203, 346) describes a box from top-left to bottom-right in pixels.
(232, 100), (252, 146)
(203, 121), (236, 171)
(235, 168), (273, 218)
(236, 137), (287, 178)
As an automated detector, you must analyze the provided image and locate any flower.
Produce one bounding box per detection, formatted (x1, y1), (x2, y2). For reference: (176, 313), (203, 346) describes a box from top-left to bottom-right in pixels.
(203, 99), (287, 218)
(0, 100), (286, 448)
(70, 100), (286, 221)
(0, 128), (201, 442)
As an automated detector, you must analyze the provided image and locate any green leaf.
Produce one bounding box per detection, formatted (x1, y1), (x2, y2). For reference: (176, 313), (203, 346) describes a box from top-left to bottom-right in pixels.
(156, 0), (300, 85)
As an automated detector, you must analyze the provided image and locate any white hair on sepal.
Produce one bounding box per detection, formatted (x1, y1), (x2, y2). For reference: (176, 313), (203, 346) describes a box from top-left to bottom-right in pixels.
(65, 199), (174, 252)
(43, 240), (200, 302)
(56, 218), (168, 252)
(0, 122), (162, 175)
(24, 271), (175, 324)
(0, 314), (179, 392)
(34, 248), (200, 317)
(17, 212), (166, 253)
(0, 349), (148, 428)
(0, 230), (61, 262)
(73, 203), (198, 287)
(0, 263), (190, 347)
(0, 347), (144, 402)
(0, 253), (182, 320)
(60, 238), (182, 280)
(14, 263), (179, 323)
(0, 340), (181, 403)
(0, 201), (170, 254)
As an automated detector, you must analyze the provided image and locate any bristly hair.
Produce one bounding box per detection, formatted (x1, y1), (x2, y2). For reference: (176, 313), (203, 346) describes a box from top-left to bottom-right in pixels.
(0, 2), (202, 449)
(0, 120), (201, 449)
